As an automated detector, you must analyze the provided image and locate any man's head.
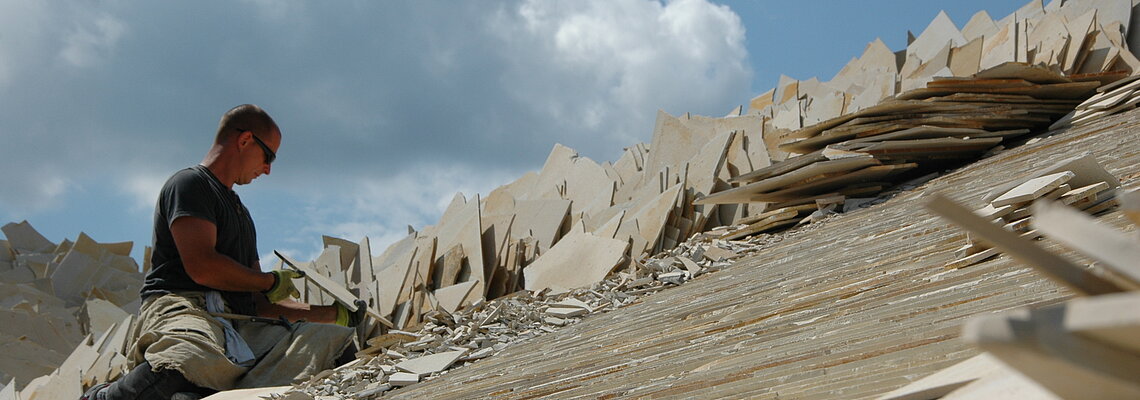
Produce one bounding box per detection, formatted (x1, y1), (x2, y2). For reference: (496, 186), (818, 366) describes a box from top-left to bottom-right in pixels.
(216, 104), (282, 185)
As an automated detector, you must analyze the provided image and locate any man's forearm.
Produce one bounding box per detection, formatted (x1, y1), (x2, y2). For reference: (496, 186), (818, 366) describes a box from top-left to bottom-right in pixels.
(255, 297), (337, 323)
(184, 251), (275, 292)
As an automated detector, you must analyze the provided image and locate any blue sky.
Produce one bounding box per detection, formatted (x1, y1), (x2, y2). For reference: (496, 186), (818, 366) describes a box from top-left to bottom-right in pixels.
(0, 0), (1027, 265)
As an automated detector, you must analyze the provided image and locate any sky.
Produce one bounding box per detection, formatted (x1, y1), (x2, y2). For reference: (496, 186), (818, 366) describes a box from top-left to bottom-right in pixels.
(0, 0), (1029, 266)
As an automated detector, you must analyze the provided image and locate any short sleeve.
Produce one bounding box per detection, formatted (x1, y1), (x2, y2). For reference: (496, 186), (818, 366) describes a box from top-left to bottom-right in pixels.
(160, 169), (218, 228)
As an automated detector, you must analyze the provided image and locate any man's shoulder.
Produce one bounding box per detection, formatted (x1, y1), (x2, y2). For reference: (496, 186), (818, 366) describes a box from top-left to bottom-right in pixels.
(163, 166), (209, 188)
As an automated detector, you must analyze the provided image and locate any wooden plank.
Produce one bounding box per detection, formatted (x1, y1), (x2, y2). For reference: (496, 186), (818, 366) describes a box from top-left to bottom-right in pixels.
(925, 195), (1123, 296)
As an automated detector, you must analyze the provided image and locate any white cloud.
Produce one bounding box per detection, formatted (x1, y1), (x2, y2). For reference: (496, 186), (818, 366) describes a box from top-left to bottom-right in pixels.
(488, 0), (751, 159)
(59, 12), (127, 68)
(120, 171), (169, 212)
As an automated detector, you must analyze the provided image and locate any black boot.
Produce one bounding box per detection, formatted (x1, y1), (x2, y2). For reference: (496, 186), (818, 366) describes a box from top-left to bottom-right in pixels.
(92, 362), (208, 400)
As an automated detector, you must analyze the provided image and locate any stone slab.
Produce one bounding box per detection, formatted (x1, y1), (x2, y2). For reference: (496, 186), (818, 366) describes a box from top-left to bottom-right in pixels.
(926, 195), (1122, 296)
(396, 350), (466, 376)
(523, 232), (629, 294)
(991, 171), (1074, 207)
(1030, 200), (1140, 285)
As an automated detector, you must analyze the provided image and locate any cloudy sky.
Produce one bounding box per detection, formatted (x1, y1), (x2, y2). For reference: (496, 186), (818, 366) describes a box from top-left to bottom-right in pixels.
(0, 0), (1025, 264)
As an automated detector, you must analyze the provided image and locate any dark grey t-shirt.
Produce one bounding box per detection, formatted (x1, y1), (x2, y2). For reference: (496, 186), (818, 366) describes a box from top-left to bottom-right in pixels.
(141, 165), (260, 315)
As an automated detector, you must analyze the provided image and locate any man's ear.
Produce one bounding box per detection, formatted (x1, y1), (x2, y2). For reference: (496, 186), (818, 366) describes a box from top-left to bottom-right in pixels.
(237, 130), (254, 148)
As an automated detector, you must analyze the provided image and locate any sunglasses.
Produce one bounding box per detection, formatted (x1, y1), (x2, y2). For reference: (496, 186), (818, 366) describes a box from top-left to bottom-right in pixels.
(240, 129), (276, 165)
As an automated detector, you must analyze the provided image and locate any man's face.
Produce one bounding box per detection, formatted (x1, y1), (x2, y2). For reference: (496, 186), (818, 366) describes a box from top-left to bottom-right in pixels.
(237, 130), (280, 186)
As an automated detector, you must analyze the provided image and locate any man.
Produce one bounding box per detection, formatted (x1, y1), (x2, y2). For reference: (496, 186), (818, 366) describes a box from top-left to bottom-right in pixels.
(83, 105), (364, 400)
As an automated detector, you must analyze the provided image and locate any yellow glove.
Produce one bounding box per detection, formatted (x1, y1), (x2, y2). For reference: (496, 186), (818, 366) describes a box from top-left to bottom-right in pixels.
(335, 300), (368, 327)
(264, 270), (303, 303)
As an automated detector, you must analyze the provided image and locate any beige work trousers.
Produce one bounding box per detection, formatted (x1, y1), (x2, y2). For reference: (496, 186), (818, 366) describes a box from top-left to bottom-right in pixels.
(126, 292), (354, 391)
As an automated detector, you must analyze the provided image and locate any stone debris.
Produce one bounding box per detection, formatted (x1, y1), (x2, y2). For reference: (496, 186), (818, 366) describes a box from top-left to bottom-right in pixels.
(916, 188), (1140, 399)
(944, 153), (1121, 269)
(264, 228), (780, 399)
(0, 221), (141, 397)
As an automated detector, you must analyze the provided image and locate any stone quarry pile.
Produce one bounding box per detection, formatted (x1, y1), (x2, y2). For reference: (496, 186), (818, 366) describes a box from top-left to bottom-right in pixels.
(5, 0), (1140, 399)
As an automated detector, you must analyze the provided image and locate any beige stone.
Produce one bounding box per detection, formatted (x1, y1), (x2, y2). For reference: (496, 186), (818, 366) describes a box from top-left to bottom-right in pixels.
(1031, 200), (1140, 285)
(433, 193), (485, 299)
(396, 350), (466, 376)
(877, 353), (1004, 400)
(926, 195), (1122, 296)
(906, 10), (964, 65)
(949, 37), (984, 77)
(964, 301), (1140, 399)
(200, 386), (291, 399)
(0, 221), (55, 254)
(991, 171), (1074, 207)
(980, 20), (1017, 71)
(961, 10), (998, 41)
(523, 231), (629, 294)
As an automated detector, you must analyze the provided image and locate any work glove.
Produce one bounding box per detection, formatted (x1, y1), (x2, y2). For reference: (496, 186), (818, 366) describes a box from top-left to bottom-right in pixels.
(335, 300), (368, 327)
(263, 270), (303, 303)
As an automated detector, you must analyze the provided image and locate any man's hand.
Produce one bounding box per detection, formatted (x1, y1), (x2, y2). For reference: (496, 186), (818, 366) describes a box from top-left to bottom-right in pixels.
(264, 270), (303, 303)
(335, 300), (368, 327)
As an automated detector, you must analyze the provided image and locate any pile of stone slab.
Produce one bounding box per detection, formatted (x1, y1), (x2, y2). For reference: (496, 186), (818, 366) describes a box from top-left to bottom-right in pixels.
(908, 187), (1140, 399)
(1054, 73), (1140, 129)
(0, 221), (141, 399)
(945, 153), (1121, 269)
(755, 0), (1139, 164)
(695, 62), (1115, 237)
(11, 0), (1140, 398)
(272, 108), (772, 338)
(696, 0), (1140, 238)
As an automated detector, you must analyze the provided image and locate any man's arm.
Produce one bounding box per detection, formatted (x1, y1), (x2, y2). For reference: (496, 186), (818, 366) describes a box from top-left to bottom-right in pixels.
(252, 294), (338, 323)
(170, 215), (275, 292)
(172, 216), (340, 324)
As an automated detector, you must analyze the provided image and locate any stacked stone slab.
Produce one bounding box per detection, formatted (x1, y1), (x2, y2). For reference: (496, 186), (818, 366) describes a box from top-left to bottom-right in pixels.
(275, 109), (769, 336)
(696, 0), (1140, 238)
(0, 221), (141, 398)
(755, 0), (1140, 164)
(918, 187), (1140, 398)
